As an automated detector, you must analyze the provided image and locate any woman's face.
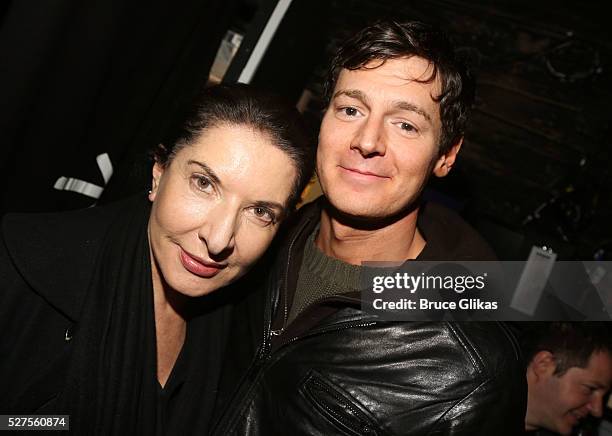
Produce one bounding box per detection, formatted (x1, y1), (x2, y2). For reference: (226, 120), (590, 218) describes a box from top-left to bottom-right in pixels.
(148, 123), (297, 297)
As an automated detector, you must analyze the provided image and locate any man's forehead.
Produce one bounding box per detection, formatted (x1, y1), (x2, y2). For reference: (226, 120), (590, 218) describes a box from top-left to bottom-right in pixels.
(566, 351), (612, 389)
(333, 57), (442, 107)
(339, 56), (439, 86)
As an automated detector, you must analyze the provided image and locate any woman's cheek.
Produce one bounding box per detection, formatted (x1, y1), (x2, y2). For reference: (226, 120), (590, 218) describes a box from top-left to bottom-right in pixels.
(237, 229), (277, 266)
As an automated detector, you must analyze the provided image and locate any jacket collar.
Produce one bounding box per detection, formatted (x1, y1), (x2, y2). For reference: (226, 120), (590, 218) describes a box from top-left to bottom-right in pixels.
(267, 197), (496, 336)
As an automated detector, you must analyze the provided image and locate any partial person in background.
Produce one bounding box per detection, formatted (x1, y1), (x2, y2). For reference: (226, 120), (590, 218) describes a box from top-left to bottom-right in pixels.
(211, 20), (525, 435)
(0, 84), (315, 435)
(523, 322), (612, 435)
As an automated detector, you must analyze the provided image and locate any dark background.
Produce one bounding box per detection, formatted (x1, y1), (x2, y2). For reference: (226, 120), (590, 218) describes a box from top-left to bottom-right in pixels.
(0, 0), (610, 261)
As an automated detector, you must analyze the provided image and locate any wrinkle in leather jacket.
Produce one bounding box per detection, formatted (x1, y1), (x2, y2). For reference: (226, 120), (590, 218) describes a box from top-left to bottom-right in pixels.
(211, 200), (527, 435)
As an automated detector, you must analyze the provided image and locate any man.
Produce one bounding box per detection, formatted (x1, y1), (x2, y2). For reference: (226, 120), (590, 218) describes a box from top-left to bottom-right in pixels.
(212, 20), (525, 435)
(524, 322), (612, 435)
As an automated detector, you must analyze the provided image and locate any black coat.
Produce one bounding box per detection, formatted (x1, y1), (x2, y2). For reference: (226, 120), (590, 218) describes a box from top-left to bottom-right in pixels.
(0, 203), (113, 414)
(211, 199), (527, 435)
(1, 197), (235, 435)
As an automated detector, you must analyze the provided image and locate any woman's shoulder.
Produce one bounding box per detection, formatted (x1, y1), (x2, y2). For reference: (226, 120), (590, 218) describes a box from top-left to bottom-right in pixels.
(2, 195), (130, 240)
(1, 195), (146, 319)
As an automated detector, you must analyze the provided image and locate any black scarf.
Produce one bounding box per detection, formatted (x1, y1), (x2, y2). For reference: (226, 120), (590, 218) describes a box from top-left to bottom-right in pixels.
(55, 196), (233, 435)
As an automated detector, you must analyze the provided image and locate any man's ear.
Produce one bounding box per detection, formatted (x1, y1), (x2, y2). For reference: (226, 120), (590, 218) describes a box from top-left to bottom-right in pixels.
(150, 158), (165, 202)
(433, 137), (463, 178)
(529, 350), (557, 381)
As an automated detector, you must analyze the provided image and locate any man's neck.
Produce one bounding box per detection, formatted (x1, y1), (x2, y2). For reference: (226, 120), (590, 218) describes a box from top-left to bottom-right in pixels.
(315, 205), (425, 265)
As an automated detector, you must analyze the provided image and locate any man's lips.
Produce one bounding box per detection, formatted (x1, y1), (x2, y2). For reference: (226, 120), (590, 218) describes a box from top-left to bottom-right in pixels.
(179, 248), (227, 278)
(339, 166), (390, 179)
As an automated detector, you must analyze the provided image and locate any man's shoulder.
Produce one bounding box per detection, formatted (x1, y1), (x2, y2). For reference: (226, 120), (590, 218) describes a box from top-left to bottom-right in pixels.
(418, 201), (497, 261)
(373, 321), (525, 432)
(441, 321), (523, 370)
(383, 321), (522, 370)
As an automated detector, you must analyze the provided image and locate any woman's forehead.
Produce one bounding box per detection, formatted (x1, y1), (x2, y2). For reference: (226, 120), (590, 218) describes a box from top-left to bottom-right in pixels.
(177, 124), (296, 203)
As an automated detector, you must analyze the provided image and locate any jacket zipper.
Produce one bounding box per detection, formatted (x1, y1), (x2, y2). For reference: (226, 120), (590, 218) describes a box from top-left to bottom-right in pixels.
(214, 208), (379, 434)
(266, 214), (313, 346)
(212, 317), (377, 435)
(277, 320), (377, 349)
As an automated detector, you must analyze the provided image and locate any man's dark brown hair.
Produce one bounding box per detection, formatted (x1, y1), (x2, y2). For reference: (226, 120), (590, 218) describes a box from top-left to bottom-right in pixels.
(324, 20), (475, 155)
(521, 322), (612, 375)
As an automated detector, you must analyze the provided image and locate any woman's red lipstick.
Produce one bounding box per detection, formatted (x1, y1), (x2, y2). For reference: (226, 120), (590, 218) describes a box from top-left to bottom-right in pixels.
(179, 248), (226, 278)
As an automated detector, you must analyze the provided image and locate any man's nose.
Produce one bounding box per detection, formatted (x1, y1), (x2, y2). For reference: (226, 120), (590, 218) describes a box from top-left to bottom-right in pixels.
(588, 395), (604, 418)
(350, 115), (386, 157)
(198, 203), (237, 258)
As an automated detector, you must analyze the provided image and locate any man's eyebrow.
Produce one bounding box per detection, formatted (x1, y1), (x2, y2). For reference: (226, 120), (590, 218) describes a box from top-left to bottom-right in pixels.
(333, 89), (369, 106)
(333, 90), (433, 124)
(393, 100), (432, 123)
(186, 160), (221, 185)
(590, 381), (610, 390)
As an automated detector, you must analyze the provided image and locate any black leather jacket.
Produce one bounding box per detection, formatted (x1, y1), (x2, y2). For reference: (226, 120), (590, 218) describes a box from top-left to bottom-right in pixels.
(212, 200), (526, 435)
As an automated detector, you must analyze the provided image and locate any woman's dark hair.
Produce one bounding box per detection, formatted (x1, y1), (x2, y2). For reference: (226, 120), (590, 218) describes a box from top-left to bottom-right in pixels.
(154, 83), (315, 210)
(324, 20), (475, 155)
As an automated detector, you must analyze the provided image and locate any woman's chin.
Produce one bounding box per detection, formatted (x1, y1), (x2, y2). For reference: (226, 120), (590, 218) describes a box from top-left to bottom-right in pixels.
(167, 270), (238, 298)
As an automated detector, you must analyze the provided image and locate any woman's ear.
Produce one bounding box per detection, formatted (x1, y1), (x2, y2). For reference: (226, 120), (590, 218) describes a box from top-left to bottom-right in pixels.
(150, 158), (165, 202)
(433, 137), (463, 178)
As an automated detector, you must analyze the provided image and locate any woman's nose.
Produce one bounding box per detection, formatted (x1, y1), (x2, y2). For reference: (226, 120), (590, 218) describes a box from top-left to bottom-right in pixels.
(197, 203), (238, 258)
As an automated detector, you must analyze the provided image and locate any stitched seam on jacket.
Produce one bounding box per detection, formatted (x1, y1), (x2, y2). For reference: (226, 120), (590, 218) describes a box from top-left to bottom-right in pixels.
(446, 323), (485, 374)
(426, 378), (490, 435)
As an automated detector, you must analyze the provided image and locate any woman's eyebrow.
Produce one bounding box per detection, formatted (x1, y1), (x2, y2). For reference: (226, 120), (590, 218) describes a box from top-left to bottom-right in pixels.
(253, 200), (284, 212)
(187, 159), (221, 185)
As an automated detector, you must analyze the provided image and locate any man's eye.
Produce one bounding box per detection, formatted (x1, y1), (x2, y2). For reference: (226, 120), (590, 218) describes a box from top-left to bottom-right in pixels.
(339, 106), (360, 117)
(400, 122), (416, 132)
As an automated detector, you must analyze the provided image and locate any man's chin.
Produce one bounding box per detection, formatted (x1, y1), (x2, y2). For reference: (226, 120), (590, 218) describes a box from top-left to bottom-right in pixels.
(323, 196), (420, 230)
(555, 417), (576, 436)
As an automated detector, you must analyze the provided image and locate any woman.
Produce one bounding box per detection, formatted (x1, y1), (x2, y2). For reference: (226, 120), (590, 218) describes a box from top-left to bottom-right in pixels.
(0, 84), (315, 435)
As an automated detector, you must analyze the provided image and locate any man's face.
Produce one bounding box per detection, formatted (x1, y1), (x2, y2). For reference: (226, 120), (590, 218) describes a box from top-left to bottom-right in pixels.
(531, 351), (612, 435)
(317, 56), (459, 220)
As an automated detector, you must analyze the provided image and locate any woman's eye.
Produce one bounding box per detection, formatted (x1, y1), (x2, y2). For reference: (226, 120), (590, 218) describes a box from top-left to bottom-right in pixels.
(249, 206), (276, 226)
(192, 175), (213, 192)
